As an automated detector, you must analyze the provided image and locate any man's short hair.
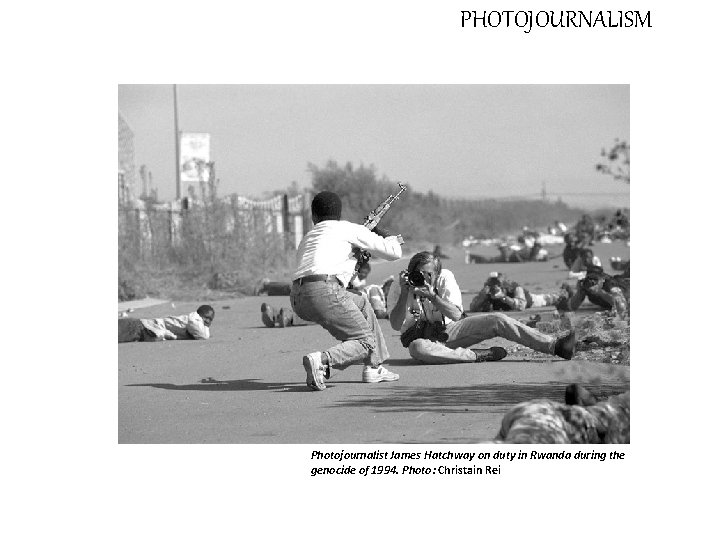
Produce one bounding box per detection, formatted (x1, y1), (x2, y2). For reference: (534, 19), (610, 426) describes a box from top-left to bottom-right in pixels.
(311, 191), (342, 221)
(197, 305), (215, 318)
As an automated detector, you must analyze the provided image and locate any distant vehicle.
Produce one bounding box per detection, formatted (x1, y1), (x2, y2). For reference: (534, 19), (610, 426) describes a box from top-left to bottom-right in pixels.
(462, 236), (480, 248)
(536, 233), (565, 245)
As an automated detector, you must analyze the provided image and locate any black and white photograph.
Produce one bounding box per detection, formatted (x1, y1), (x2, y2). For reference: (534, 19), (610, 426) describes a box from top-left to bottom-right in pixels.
(7, 1), (717, 538)
(118, 84), (631, 444)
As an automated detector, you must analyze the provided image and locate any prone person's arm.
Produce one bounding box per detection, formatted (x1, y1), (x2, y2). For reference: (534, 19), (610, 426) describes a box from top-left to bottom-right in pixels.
(508, 287), (527, 311)
(186, 313), (211, 340)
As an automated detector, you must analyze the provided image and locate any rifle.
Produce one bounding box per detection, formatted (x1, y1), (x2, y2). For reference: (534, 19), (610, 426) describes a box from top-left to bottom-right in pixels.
(362, 182), (407, 230)
(351, 182), (407, 279)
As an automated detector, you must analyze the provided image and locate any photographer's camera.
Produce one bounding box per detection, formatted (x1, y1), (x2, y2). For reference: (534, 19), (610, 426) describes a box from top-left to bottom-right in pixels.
(408, 270), (426, 287)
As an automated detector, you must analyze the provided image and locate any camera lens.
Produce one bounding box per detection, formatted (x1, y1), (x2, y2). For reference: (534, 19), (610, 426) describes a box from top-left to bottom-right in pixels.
(408, 270), (426, 287)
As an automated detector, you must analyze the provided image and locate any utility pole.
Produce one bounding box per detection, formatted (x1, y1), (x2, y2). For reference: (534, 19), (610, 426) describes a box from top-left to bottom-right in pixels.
(173, 84), (181, 200)
(541, 181), (547, 201)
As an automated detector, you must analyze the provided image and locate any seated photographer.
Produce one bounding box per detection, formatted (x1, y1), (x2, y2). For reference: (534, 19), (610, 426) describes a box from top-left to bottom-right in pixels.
(561, 265), (629, 312)
(387, 251), (576, 365)
(468, 272), (561, 313)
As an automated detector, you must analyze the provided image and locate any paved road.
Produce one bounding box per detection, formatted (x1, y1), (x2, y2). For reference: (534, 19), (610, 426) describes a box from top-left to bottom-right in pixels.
(118, 242), (630, 444)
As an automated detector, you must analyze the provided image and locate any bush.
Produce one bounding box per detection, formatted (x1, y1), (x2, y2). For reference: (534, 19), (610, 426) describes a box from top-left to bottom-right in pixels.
(118, 187), (297, 300)
(118, 278), (138, 302)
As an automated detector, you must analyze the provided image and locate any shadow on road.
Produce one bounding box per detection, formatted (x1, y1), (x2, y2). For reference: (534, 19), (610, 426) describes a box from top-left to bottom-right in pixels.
(382, 357), (561, 366)
(126, 378), (307, 392)
(327, 382), (629, 414)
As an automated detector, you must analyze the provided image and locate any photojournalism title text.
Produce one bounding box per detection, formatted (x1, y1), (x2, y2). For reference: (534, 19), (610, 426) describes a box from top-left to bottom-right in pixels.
(461, 10), (652, 33)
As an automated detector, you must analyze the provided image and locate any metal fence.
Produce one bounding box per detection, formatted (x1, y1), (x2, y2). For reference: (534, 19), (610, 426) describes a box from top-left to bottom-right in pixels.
(118, 193), (308, 272)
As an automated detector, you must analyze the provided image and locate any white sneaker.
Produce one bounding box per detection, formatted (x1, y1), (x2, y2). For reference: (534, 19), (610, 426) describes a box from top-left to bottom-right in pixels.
(362, 365), (399, 383)
(303, 352), (326, 391)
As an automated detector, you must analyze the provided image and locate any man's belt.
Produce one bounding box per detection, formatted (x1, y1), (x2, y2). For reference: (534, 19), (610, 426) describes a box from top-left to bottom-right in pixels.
(293, 274), (341, 286)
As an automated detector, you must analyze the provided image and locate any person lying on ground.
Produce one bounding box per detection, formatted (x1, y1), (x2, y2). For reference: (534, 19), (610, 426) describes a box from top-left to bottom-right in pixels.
(494, 383), (629, 443)
(468, 272), (562, 313)
(466, 239), (548, 264)
(118, 305), (214, 342)
(558, 265), (630, 313)
(291, 191), (404, 391)
(387, 251), (576, 365)
(260, 302), (310, 327)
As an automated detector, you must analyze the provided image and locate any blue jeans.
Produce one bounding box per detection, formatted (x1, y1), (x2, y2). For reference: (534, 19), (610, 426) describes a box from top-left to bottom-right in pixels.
(290, 280), (389, 369)
(407, 312), (556, 364)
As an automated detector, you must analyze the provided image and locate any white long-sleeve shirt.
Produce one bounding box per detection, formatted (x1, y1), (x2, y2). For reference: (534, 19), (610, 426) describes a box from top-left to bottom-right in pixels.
(293, 220), (402, 287)
(141, 312), (210, 340)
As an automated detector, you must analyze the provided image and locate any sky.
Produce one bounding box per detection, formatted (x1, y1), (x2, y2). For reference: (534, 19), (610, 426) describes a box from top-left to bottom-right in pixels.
(118, 84), (629, 208)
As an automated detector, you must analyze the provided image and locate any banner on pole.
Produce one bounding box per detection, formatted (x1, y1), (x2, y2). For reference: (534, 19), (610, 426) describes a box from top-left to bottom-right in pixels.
(180, 132), (210, 182)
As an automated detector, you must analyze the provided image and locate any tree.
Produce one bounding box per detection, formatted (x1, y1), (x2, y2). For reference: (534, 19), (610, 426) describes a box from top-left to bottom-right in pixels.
(596, 139), (630, 183)
(306, 160), (586, 243)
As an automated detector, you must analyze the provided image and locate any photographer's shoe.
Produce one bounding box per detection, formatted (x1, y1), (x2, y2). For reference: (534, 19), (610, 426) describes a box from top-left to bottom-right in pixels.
(472, 346), (507, 362)
(554, 330), (576, 360)
(302, 352), (326, 391)
(362, 365), (399, 383)
(261, 303), (276, 328)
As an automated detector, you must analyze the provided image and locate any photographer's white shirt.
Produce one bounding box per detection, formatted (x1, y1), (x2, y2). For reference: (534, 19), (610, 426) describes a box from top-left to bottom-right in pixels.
(293, 220), (402, 287)
(386, 268), (463, 334)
